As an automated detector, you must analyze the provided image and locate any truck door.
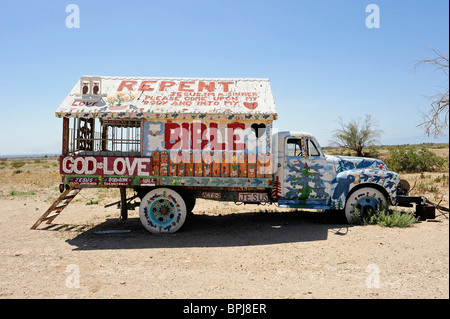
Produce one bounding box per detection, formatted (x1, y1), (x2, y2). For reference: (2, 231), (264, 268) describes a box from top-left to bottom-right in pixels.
(281, 136), (333, 208)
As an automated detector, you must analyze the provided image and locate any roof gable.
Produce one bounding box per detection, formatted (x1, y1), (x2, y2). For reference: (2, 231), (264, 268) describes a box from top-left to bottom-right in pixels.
(56, 76), (277, 121)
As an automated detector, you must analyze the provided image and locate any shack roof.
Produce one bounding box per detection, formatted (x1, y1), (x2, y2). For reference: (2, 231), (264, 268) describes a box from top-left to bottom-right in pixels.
(56, 76), (277, 121)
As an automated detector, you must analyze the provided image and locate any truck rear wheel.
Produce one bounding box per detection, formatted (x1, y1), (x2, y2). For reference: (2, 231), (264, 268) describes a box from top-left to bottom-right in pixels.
(139, 188), (187, 233)
(344, 187), (386, 224)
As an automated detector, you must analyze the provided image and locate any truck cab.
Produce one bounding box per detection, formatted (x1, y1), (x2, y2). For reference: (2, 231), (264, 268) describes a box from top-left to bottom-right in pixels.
(273, 131), (400, 223)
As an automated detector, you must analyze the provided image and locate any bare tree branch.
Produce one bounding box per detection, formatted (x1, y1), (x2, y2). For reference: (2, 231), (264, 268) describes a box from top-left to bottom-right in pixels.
(416, 48), (449, 137)
(416, 48), (449, 74)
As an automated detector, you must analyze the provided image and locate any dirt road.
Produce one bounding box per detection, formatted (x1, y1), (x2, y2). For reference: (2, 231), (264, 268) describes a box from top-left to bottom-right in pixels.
(1, 192), (448, 299)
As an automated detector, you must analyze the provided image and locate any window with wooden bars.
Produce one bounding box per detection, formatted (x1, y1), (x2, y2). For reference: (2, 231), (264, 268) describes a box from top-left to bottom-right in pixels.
(63, 118), (142, 156)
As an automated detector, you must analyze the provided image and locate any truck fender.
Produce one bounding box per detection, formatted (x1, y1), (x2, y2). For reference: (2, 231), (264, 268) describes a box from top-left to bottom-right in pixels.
(331, 169), (399, 207)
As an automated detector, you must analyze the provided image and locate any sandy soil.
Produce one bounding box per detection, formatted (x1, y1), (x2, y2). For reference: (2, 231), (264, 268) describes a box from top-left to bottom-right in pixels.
(0, 157), (448, 299)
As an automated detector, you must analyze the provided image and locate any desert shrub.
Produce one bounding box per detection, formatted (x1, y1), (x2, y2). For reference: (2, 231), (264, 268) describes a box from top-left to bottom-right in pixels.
(86, 199), (99, 205)
(10, 161), (25, 169)
(343, 150), (352, 156)
(429, 144), (449, 149)
(416, 182), (440, 194)
(363, 146), (380, 158)
(8, 189), (36, 196)
(352, 203), (418, 227)
(385, 145), (447, 173)
(374, 209), (418, 227)
(434, 174), (449, 186)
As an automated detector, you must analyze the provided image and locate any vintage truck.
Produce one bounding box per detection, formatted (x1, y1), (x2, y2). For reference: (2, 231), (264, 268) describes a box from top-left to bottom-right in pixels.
(31, 76), (435, 233)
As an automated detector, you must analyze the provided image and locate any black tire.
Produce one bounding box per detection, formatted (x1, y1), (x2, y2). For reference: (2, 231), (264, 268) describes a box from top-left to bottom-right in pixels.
(185, 195), (197, 214)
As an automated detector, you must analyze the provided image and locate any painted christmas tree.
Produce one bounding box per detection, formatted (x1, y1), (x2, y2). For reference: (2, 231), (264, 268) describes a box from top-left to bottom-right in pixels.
(337, 160), (346, 173)
(271, 175), (283, 199)
(337, 198), (343, 210)
(285, 162), (326, 200)
(327, 197), (336, 210)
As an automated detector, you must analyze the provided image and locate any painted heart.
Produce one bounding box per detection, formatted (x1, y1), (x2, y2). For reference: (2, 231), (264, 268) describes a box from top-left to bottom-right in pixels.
(244, 102), (258, 110)
(251, 123), (266, 138)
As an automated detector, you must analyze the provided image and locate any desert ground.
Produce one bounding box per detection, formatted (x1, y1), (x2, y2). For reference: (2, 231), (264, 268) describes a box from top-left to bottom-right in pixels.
(0, 150), (448, 299)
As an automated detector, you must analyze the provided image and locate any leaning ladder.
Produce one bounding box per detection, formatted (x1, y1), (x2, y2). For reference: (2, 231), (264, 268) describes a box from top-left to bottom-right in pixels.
(30, 187), (81, 229)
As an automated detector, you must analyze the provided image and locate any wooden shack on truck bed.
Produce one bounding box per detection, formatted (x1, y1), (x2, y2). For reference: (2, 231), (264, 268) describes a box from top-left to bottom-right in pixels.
(32, 76), (278, 232)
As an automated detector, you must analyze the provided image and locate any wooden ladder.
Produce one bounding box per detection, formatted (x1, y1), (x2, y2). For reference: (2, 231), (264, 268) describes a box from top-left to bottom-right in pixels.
(30, 187), (81, 229)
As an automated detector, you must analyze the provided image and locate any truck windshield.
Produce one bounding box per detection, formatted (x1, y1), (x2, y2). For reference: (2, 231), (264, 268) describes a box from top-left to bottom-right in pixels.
(286, 138), (321, 157)
(307, 139), (320, 156)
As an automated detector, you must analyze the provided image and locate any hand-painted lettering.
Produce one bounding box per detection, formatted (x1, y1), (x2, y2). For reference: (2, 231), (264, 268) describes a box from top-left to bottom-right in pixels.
(116, 80), (235, 93)
(117, 80), (137, 91)
(60, 156), (152, 177)
(163, 122), (247, 151)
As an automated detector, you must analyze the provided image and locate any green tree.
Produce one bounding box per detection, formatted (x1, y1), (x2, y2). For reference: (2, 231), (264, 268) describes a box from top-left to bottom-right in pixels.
(331, 114), (383, 157)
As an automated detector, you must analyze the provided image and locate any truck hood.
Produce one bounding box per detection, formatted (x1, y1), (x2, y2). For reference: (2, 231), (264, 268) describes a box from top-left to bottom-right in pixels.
(326, 155), (388, 173)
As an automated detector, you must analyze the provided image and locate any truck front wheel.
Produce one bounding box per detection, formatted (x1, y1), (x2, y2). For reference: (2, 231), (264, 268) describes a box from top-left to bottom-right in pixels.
(139, 188), (187, 233)
(344, 187), (386, 224)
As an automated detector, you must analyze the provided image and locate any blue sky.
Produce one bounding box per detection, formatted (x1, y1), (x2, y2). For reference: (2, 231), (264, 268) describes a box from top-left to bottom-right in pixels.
(0, 0), (448, 155)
